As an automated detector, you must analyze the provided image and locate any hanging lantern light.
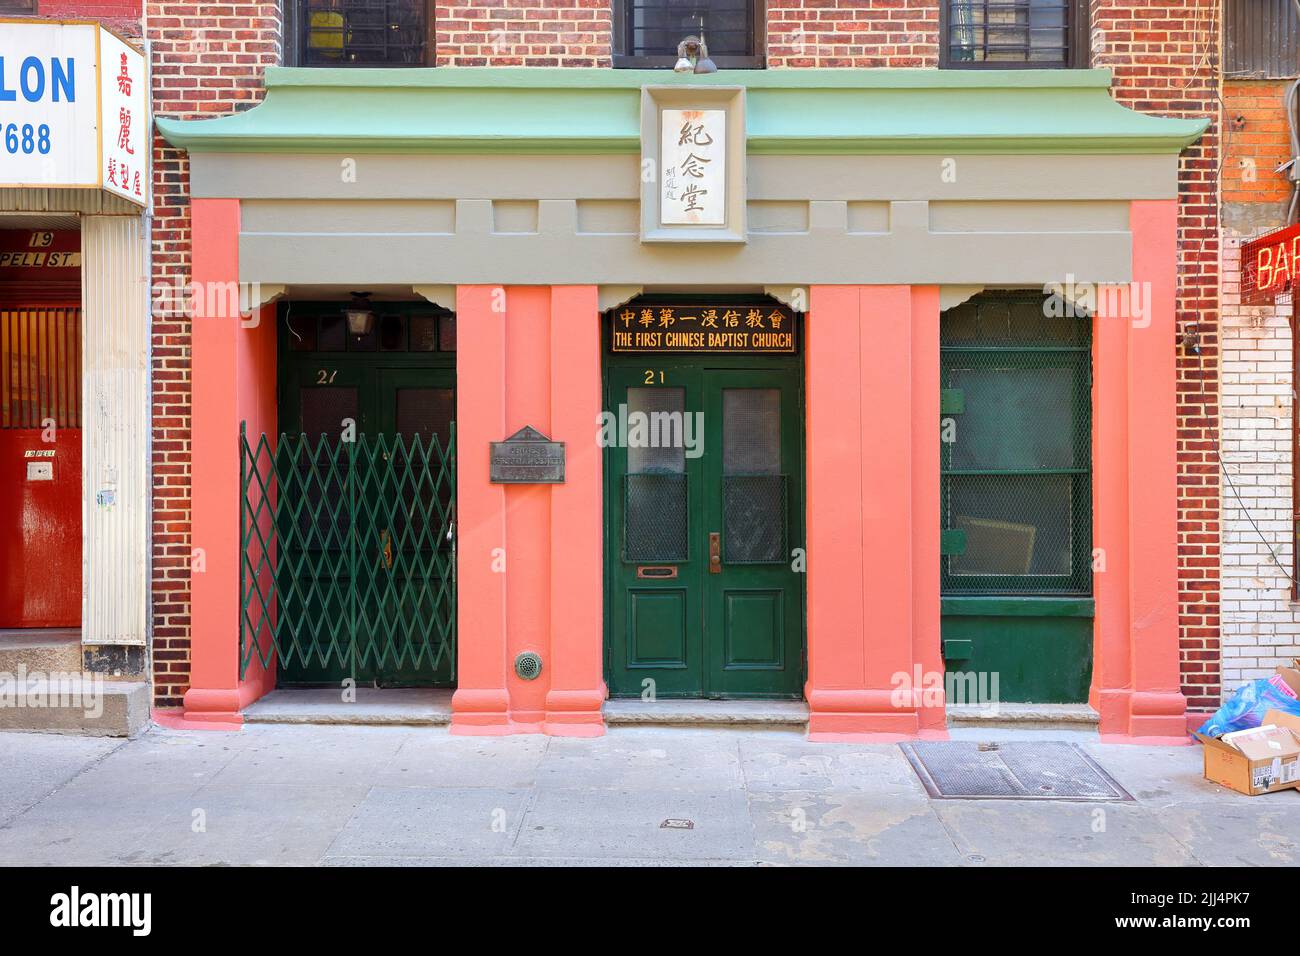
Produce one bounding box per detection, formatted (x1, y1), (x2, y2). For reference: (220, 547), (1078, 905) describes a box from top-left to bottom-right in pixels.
(344, 291), (375, 336)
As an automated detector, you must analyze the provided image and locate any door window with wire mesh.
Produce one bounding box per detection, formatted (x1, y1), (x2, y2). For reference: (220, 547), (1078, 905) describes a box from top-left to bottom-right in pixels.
(624, 387), (689, 561)
(941, 293), (1091, 594)
(614, 0), (765, 68)
(941, 0), (1088, 68)
(291, 0), (431, 66)
(722, 388), (786, 563)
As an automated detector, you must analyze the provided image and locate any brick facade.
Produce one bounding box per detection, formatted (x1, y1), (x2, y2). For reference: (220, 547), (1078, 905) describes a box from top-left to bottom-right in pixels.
(436, 0), (612, 66)
(147, 3), (282, 706)
(766, 0), (938, 69)
(143, 1), (1224, 711)
(1219, 79), (1300, 696)
(1092, 0), (1222, 711)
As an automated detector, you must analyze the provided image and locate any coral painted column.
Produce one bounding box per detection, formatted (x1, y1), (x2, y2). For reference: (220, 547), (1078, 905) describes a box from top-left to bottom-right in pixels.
(451, 285), (605, 735)
(805, 285), (946, 741)
(183, 198), (276, 724)
(1091, 200), (1188, 743)
(543, 286), (606, 736)
(451, 286), (511, 732)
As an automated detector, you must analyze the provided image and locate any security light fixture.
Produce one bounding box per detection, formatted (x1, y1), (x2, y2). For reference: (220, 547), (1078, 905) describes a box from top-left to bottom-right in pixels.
(673, 35), (717, 75)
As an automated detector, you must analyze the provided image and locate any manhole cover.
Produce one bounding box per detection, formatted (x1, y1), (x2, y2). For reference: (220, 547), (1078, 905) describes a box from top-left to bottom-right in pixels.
(900, 741), (1133, 801)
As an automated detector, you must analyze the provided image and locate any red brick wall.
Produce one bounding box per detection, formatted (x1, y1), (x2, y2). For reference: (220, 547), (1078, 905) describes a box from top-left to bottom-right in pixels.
(1091, 0), (1221, 712)
(436, 0), (612, 66)
(1222, 80), (1294, 207)
(766, 0), (939, 68)
(147, 3), (282, 706)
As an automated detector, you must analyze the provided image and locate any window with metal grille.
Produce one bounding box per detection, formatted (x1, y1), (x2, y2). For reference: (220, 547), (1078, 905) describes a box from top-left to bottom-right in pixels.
(614, 0), (765, 69)
(941, 0), (1088, 69)
(940, 293), (1091, 595)
(1, 310), (81, 429)
(289, 0), (431, 67)
(1225, 0), (1300, 78)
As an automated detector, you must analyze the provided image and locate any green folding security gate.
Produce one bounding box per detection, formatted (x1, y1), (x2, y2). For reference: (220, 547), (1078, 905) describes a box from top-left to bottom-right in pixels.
(239, 424), (456, 685)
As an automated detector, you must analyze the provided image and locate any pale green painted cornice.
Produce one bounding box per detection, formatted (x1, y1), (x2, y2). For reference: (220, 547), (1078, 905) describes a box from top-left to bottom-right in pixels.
(155, 67), (1208, 156)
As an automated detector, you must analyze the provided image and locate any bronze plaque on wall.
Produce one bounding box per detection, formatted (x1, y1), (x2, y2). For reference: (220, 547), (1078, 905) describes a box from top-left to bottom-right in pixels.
(609, 302), (797, 354)
(490, 425), (565, 484)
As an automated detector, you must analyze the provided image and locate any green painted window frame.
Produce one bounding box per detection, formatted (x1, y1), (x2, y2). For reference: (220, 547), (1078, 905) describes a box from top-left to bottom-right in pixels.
(940, 291), (1093, 597)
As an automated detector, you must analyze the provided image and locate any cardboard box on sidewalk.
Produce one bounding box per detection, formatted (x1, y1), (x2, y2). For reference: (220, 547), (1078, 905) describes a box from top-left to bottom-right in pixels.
(1276, 659), (1300, 696)
(1196, 710), (1300, 796)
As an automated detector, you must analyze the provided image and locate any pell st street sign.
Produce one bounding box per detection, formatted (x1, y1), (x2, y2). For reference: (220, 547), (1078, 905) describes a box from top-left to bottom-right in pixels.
(0, 20), (148, 205)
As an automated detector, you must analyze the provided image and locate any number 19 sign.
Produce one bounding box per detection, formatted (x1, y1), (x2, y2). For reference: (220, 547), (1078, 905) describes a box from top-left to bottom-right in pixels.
(0, 20), (148, 205)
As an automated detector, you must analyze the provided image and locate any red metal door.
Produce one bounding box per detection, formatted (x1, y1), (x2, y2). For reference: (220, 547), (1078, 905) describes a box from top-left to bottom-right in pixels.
(1, 308), (82, 628)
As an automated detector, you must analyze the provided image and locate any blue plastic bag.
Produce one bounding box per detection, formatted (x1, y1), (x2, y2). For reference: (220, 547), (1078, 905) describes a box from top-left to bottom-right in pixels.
(1196, 678), (1300, 738)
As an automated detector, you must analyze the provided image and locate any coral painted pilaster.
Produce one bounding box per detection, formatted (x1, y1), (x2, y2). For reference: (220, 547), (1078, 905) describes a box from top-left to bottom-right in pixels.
(805, 285), (946, 740)
(1091, 200), (1188, 743)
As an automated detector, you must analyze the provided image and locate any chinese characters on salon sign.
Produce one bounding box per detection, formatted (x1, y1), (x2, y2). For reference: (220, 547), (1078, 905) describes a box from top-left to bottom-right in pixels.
(660, 108), (726, 226)
(0, 22), (148, 205)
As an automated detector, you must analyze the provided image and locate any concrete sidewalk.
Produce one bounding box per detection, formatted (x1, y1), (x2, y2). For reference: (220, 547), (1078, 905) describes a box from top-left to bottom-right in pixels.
(0, 725), (1296, 866)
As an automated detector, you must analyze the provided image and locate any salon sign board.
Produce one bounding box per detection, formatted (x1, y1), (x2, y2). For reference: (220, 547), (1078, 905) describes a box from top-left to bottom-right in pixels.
(0, 20), (148, 205)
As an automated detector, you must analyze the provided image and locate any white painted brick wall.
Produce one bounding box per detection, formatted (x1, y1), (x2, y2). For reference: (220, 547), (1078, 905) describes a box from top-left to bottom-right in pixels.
(1219, 237), (1300, 695)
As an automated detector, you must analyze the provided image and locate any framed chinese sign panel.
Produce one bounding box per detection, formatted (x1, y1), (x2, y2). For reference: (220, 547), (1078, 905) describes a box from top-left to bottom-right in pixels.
(640, 85), (746, 244)
(609, 300), (797, 354)
(0, 21), (149, 205)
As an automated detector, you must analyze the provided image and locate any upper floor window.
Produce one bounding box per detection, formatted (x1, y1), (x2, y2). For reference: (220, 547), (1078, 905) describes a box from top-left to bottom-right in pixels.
(0, 0), (38, 12)
(941, 0), (1089, 69)
(288, 0), (432, 67)
(614, 0), (765, 69)
(1225, 0), (1300, 78)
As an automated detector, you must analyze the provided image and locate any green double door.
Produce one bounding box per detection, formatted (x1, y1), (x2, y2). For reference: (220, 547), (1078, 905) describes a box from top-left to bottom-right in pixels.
(605, 363), (805, 699)
(278, 363), (455, 686)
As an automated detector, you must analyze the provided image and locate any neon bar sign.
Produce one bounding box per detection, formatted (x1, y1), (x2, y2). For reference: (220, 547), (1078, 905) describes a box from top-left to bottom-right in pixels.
(1241, 222), (1300, 305)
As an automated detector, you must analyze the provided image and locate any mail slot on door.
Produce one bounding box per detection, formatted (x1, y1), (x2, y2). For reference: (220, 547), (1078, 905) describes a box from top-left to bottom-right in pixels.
(26, 461), (54, 481)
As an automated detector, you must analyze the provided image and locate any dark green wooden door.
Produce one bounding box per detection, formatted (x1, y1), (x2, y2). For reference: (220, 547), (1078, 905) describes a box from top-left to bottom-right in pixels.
(605, 364), (804, 699)
(276, 363), (455, 687)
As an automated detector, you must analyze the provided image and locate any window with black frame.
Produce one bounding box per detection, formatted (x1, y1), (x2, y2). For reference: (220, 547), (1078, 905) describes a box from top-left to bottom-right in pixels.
(942, 0), (1088, 69)
(614, 0), (764, 68)
(291, 0), (431, 67)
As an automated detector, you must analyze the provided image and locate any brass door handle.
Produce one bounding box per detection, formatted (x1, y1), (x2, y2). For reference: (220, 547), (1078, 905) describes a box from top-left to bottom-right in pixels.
(709, 532), (721, 574)
(380, 529), (393, 570)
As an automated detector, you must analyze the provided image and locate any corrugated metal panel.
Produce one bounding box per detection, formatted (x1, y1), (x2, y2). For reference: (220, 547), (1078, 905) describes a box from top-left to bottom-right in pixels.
(0, 188), (140, 216)
(0, 310), (81, 428)
(81, 215), (150, 646)
(1226, 0), (1300, 78)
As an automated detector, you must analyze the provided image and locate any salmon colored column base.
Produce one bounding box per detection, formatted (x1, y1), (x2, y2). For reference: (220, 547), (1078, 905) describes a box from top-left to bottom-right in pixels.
(1091, 200), (1189, 745)
(451, 286), (605, 736)
(805, 286), (947, 742)
(182, 198), (277, 727)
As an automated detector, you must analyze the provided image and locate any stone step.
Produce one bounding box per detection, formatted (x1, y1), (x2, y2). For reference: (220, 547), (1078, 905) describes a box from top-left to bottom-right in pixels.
(0, 677), (150, 737)
(242, 688), (454, 725)
(946, 702), (1100, 730)
(603, 698), (809, 728)
(0, 629), (81, 674)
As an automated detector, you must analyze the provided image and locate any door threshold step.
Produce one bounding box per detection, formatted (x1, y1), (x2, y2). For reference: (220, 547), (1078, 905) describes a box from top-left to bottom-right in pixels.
(0, 677), (149, 737)
(604, 698), (809, 728)
(0, 628), (82, 673)
(946, 702), (1100, 730)
(242, 688), (454, 726)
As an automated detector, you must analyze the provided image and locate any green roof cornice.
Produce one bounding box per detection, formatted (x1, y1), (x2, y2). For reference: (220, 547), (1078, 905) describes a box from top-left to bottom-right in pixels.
(156, 67), (1208, 156)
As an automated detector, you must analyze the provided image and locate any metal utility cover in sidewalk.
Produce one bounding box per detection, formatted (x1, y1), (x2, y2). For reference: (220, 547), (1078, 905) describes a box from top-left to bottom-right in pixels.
(900, 742), (1134, 801)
